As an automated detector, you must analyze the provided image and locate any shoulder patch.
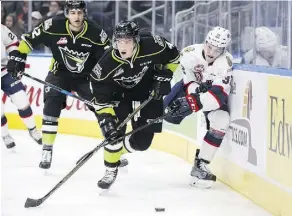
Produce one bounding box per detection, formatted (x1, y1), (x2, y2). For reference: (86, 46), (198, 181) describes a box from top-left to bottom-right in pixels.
(226, 56), (232, 67)
(153, 35), (164, 47)
(92, 63), (102, 79)
(165, 41), (175, 49)
(44, 18), (53, 31)
(183, 47), (195, 53)
(100, 30), (108, 44)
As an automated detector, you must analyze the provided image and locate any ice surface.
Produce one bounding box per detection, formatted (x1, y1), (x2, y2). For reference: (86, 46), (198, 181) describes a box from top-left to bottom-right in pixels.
(1, 130), (271, 216)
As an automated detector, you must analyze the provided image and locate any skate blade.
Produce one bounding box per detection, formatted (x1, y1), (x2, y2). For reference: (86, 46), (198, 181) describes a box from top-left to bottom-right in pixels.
(40, 168), (51, 176)
(98, 188), (111, 196)
(189, 177), (214, 189)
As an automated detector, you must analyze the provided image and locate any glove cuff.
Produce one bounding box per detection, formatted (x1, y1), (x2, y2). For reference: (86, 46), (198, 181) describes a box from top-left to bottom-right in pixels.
(185, 94), (203, 112)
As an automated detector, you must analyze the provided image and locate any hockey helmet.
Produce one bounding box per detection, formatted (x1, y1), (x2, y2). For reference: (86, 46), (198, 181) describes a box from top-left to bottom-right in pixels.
(205, 26), (231, 48)
(112, 20), (140, 49)
(65, 0), (87, 15)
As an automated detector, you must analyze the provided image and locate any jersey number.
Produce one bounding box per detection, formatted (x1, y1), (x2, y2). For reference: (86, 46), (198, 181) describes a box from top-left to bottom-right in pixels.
(32, 27), (41, 39)
(8, 32), (15, 40)
(222, 76), (232, 84)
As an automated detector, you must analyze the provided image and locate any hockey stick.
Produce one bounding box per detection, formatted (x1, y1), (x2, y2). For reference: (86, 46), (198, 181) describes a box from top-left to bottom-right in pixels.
(24, 107), (176, 208)
(22, 73), (118, 108)
(76, 95), (154, 165)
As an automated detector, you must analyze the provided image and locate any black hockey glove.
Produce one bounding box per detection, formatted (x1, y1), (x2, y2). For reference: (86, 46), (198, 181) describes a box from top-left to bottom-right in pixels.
(98, 113), (121, 141)
(152, 69), (173, 100)
(168, 93), (203, 116)
(6, 50), (27, 80)
(195, 81), (213, 94)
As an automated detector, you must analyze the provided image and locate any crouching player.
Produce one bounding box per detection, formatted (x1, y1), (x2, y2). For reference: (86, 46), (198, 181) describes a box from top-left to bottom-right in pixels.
(164, 27), (233, 188)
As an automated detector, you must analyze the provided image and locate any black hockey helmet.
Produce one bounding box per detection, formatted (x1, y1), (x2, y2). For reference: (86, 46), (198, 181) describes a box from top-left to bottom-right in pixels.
(65, 0), (87, 15)
(112, 20), (140, 49)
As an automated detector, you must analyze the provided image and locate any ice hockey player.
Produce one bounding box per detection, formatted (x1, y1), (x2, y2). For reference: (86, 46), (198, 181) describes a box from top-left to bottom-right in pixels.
(7, 0), (110, 169)
(1, 24), (42, 149)
(164, 26), (233, 188)
(90, 20), (180, 189)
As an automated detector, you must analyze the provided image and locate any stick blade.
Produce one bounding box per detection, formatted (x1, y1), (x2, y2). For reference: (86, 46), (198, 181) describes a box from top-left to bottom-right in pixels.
(24, 198), (43, 208)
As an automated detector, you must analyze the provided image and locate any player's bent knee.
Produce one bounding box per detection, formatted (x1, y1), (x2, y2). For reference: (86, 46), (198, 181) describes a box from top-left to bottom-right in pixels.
(208, 109), (230, 133)
(9, 90), (30, 110)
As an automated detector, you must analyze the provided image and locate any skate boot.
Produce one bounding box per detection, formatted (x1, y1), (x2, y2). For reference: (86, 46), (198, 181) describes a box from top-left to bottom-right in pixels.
(2, 135), (16, 149)
(29, 127), (42, 144)
(190, 149), (216, 188)
(97, 166), (118, 189)
(39, 146), (53, 169)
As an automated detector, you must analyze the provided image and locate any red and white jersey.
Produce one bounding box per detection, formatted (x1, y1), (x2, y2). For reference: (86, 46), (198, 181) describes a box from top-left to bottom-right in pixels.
(179, 44), (233, 111)
(1, 25), (19, 77)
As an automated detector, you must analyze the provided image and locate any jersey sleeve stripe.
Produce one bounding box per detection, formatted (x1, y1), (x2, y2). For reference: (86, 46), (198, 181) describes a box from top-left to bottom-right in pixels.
(211, 85), (228, 97)
(207, 85), (228, 107)
(203, 137), (220, 147)
(6, 41), (19, 49)
(184, 81), (194, 95)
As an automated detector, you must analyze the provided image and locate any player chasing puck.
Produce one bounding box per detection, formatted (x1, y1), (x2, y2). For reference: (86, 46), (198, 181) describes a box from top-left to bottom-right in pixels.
(90, 20), (180, 190)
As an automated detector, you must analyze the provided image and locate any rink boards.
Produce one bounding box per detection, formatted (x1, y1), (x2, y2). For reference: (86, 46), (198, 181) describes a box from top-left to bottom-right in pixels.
(3, 55), (292, 216)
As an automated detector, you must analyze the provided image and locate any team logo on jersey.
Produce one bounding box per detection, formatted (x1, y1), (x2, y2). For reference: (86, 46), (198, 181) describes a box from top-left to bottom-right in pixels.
(100, 30), (108, 44)
(92, 63), (102, 79)
(59, 46), (90, 73)
(193, 64), (204, 83)
(114, 66), (148, 88)
(57, 37), (68, 45)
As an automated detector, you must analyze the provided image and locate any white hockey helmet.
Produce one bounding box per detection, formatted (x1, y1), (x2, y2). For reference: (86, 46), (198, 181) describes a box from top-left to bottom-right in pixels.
(205, 26), (231, 48)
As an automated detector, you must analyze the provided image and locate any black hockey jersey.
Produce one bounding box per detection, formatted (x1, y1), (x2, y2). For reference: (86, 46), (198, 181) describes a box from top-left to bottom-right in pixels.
(18, 17), (110, 77)
(90, 33), (180, 114)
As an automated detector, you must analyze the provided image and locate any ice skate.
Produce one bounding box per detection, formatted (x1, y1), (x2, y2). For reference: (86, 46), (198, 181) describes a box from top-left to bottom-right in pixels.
(190, 149), (216, 189)
(2, 135), (16, 149)
(39, 146), (53, 169)
(97, 167), (118, 190)
(29, 127), (42, 144)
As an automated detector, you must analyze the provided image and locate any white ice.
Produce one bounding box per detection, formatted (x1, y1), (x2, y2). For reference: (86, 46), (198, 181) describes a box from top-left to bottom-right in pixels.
(1, 130), (271, 216)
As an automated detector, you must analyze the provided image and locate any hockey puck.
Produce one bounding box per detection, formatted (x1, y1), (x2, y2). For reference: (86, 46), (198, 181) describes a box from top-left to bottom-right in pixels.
(155, 207), (165, 212)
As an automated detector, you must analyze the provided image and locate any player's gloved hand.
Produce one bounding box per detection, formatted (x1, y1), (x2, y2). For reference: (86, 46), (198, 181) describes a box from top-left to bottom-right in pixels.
(195, 81), (212, 94)
(6, 50), (27, 80)
(168, 93), (203, 116)
(152, 69), (173, 100)
(98, 113), (121, 141)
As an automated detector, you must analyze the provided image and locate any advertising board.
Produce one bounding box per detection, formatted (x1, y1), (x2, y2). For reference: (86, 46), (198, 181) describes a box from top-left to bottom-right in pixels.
(267, 76), (292, 189)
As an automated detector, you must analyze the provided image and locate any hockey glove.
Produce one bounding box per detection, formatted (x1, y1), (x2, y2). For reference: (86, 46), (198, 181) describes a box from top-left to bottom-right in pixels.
(152, 69), (173, 100)
(98, 113), (121, 141)
(6, 50), (27, 80)
(195, 81), (213, 94)
(169, 93), (203, 116)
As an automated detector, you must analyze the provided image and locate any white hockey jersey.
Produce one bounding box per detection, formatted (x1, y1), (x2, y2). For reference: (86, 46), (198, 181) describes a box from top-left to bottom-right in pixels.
(179, 44), (233, 112)
(1, 24), (19, 77)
